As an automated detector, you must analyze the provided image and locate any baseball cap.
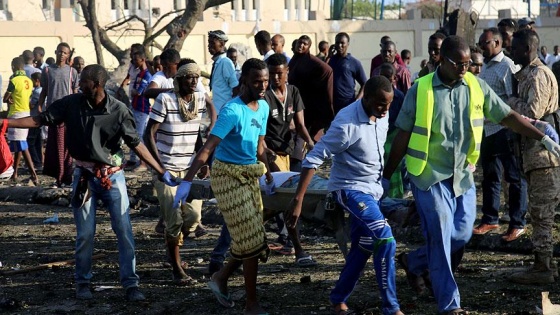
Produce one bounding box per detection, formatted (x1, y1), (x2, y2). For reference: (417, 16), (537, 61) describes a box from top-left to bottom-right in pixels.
(518, 17), (535, 27)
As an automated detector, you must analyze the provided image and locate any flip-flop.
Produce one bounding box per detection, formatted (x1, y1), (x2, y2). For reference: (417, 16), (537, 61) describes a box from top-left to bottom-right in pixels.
(173, 274), (197, 286)
(267, 243), (283, 251)
(331, 306), (355, 315)
(277, 245), (295, 255)
(296, 255), (318, 267)
(207, 277), (235, 308)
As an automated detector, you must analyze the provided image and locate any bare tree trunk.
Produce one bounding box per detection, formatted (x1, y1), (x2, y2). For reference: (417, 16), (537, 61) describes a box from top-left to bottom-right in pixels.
(79, 0), (232, 66)
(79, 0), (106, 66)
(164, 0), (233, 51)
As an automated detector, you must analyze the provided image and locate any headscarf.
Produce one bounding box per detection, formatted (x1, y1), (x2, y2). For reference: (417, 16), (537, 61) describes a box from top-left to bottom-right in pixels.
(208, 30), (229, 42)
(173, 63), (201, 122)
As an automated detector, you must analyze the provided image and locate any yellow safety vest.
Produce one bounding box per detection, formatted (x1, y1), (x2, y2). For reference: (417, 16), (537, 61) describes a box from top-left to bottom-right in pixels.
(406, 72), (485, 176)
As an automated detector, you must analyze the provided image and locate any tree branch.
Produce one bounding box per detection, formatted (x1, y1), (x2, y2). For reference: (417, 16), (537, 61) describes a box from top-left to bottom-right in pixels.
(152, 9), (186, 29)
(105, 14), (147, 31)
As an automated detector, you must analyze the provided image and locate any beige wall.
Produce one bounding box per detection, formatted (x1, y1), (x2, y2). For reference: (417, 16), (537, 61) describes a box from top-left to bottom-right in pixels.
(0, 5), (559, 93)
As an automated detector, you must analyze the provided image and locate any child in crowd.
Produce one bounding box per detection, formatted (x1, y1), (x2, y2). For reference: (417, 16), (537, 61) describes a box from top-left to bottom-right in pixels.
(128, 50), (152, 171)
(3, 57), (38, 185)
(26, 72), (44, 172)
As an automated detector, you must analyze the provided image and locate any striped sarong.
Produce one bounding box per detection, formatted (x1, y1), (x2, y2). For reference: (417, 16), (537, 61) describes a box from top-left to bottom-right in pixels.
(212, 159), (269, 261)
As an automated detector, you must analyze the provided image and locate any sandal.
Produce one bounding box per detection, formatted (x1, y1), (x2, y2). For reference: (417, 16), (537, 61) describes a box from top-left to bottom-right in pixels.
(277, 245), (295, 255)
(194, 225), (208, 238)
(268, 243), (283, 251)
(208, 275), (235, 308)
(172, 274), (197, 286)
(296, 255), (318, 267)
(445, 309), (468, 315)
(163, 260), (188, 270)
(331, 306), (355, 315)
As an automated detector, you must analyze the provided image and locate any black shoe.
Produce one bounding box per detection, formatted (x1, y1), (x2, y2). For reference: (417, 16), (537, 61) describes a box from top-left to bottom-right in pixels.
(75, 283), (93, 300)
(125, 287), (146, 301)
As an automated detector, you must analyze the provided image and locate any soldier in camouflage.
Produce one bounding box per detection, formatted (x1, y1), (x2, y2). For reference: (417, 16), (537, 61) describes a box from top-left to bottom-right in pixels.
(507, 29), (560, 284)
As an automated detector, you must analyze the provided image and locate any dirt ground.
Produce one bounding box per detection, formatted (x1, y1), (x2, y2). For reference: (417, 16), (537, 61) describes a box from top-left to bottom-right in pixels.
(1, 169), (560, 315)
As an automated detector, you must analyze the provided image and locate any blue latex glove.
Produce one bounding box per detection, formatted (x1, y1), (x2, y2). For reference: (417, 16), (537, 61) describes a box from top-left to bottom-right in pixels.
(161, 171), (179, 187)
(264, 178), (276, 195)
(172, 181), (192, 208)
(543, 122), (559, 144)
(381, 177), (390, 199)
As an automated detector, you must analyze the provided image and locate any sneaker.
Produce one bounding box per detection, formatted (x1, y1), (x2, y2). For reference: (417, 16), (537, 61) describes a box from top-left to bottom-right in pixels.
(125, 287), (146, 301)
(75, 283), (93, 300)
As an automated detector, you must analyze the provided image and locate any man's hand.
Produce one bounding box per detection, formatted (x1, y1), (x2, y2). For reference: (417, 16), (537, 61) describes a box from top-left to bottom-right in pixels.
(172, 181), (192, 208)
(285, 198), (303, 229)
(264, 177), (275, 195)
(381, 177), (390, 199)
(541, 135), (560, 157)
(306, 140), (315, 151)
(161, 170), (179, 187)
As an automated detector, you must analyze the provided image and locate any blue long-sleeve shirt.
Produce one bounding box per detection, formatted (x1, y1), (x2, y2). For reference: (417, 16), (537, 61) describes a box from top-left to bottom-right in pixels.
(302, 99), (388, 199)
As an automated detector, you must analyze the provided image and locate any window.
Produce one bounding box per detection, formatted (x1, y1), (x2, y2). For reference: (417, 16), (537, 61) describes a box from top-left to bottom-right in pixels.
(175, 0), (186, 10)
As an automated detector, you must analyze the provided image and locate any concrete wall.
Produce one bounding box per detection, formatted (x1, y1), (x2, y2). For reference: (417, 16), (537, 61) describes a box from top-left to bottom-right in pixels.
(0, 3), (558, 94)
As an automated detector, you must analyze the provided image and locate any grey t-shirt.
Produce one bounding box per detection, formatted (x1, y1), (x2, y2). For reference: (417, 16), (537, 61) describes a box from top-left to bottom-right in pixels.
(41, 64), (79, 107)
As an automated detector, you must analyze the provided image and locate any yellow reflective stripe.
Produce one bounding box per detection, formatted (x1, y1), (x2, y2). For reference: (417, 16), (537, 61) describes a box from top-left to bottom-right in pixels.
(472, 118), (484, 127)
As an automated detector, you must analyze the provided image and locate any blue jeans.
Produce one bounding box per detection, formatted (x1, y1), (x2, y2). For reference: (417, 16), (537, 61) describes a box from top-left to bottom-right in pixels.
(209, 224), (232, 264)
(480, 129), (527, 228)
(26, 127), (43, 168)
(72, 168), (139, 289)
(330, 190), (400, 315)
(407, 179), (476, 313)
(130, 110), (149, 163)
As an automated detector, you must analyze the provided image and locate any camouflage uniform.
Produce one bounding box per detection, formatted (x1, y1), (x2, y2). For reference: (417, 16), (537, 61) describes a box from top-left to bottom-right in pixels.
(507, 57), (560, 254)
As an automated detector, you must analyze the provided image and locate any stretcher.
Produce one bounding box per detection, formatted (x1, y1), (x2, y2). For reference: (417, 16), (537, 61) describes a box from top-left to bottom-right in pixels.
(191, 174), (415, 257)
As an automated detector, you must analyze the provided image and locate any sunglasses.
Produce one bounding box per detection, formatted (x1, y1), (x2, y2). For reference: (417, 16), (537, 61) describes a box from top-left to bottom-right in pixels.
(445, 56), (471, 69)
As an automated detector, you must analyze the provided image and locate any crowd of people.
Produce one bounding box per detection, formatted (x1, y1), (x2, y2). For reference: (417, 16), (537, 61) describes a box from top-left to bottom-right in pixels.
(2, 16), (560, 315)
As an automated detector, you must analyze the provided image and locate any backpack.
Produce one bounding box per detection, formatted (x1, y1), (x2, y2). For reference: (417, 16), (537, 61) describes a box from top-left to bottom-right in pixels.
(0, 121), (14, 174)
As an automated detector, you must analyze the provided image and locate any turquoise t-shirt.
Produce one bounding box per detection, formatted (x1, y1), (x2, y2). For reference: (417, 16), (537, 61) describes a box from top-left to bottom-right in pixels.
(211, 96), (269, 165)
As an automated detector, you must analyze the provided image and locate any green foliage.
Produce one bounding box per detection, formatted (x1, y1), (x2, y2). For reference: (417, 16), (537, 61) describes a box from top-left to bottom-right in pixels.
(339, 0), (405, 20)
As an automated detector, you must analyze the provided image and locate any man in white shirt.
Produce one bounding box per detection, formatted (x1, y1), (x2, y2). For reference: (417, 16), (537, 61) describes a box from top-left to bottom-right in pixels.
(547, 45), (560, 68)
(254, 30), (275, 61)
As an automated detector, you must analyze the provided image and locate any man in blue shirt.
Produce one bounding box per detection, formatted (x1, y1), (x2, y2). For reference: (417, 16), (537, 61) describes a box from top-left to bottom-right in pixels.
(285, 76), (403, 315)
(208, 30), (239, 113)
(328, 32), (367, 114)
(172, 59), (274, 315)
